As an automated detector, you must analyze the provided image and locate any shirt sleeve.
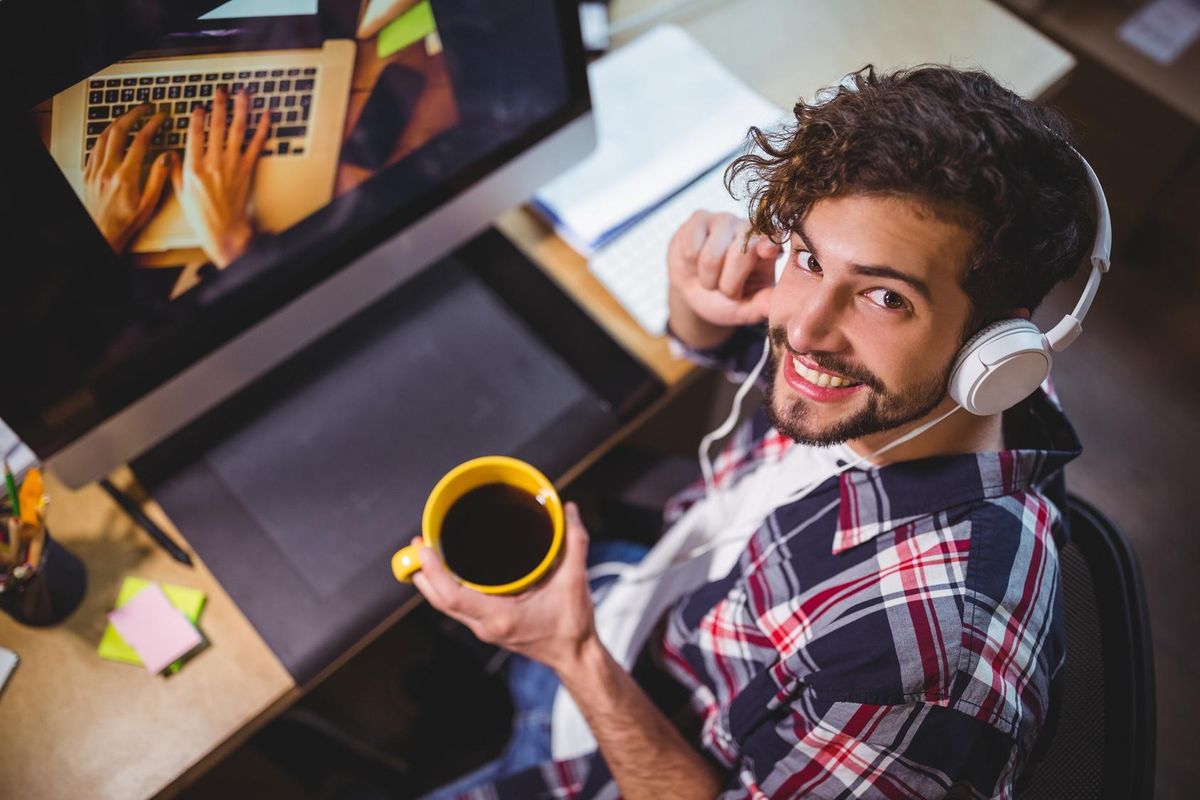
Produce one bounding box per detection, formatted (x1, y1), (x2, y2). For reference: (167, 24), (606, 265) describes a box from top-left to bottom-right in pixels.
(667, 323), (768, 383)
(720, 699), (1020, 800)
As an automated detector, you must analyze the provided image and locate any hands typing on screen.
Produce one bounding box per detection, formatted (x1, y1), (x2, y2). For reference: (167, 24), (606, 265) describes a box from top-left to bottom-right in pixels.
(82, 86), (269, 268)
(82, 104), (173, 254)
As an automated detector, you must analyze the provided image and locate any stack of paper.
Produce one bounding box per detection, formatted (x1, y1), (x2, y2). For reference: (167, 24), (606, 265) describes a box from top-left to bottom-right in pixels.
(100, 578), (207, 675)
(532, 24), (780, 255)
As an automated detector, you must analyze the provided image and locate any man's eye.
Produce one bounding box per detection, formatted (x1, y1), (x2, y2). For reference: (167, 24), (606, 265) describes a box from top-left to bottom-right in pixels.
(867, 288), (908, 311)
(795, 250), (821, 274)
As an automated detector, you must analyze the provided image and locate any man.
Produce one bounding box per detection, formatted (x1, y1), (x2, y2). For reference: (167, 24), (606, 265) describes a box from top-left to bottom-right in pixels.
(410, 64), (1096, 799)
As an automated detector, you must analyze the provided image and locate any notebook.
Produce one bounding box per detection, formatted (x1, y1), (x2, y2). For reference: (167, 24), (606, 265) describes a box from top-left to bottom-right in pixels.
(532, 24), (779, 255)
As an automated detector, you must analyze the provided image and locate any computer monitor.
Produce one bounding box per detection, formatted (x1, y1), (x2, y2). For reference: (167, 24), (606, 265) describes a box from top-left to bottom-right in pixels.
(0, 0), (593, 487)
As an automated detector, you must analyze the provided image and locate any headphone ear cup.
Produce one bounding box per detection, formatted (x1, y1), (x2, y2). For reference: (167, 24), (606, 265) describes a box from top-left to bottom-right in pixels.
(948, 319), (1052, 415)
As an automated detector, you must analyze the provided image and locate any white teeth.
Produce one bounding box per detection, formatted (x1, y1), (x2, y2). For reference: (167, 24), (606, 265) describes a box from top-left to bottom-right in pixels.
(791, 356), (859, 389)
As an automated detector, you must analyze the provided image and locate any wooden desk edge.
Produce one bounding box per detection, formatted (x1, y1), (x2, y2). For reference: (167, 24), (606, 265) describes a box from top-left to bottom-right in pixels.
(158, 593), (425, 798)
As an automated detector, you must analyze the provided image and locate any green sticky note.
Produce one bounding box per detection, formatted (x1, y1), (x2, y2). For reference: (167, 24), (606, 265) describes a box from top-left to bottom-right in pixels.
(377, 0), (436, 59)
(98, 577), (206, 674)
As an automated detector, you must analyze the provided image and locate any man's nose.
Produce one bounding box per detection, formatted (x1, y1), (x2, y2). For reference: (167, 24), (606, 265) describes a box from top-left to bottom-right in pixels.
(785, 285), (849, 355)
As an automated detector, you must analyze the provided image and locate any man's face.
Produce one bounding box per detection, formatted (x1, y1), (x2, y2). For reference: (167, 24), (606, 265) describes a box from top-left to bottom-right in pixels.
(765, 194), (976, 446)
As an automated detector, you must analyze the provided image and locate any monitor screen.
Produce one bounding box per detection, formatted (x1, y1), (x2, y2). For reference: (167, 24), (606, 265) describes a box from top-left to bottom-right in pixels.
(0, 0), (590, 477)
(201, 0), (319, 19)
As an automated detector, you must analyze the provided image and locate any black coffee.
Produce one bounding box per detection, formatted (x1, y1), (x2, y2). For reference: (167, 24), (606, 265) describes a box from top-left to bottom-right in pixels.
(440, 483), (554, 586)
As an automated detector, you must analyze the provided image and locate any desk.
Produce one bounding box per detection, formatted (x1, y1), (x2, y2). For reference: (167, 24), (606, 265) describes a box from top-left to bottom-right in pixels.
(1002, 0), (1200, 128)
(0, 1), (1073, 797)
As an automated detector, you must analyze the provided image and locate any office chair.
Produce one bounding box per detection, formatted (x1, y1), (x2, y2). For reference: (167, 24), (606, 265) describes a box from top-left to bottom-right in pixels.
(1017, 493), (1156, 800)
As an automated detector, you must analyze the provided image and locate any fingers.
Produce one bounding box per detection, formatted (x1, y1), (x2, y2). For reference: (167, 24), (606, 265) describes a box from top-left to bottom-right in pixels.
(85, 126), (110, 180)
(413, 538), (487, 620)
(184, 106), (204, 174)
(225, 90), (249, 167)
(695, 214), (738, 291)
(104, 104), (151, 167)
(742, 284), (775, 323)
(670, 210), (710, 268)
(241, 108), (270, 172)
(207, 88), (228, 170)
(123, 111), (167, 173)
(755, 234), (784, 262)
(170, 150), (184, 198)
(715, 231), (782, 296)
(563, 502), (590, 574)
(133, 151), (173, 226)
(410, 539), (444, 607)
(671, 212), (781, 299)
(715, 229), (762, 297)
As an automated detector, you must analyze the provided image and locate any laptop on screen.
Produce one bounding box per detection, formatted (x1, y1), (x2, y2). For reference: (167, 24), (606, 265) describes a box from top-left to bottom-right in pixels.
(48, 0), (353, 253)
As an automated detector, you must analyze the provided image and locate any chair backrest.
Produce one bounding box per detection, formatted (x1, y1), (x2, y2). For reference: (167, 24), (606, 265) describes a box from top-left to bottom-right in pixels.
(1017, 494), (1156, 800)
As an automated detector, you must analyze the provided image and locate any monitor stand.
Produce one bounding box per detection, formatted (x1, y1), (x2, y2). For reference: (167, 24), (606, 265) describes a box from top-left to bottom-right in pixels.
(133, 228), (662, 684)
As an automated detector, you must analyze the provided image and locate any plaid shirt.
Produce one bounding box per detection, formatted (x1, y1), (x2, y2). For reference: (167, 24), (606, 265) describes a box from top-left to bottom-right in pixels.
(460, 327), (1080, 800)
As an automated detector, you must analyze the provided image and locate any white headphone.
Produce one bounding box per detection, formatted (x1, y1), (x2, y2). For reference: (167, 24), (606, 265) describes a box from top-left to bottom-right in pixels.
(947, 149), (1112, 415)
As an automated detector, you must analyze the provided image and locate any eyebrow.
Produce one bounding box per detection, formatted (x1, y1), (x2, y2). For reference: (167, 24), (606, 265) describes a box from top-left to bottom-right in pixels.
(793, 222), (934, 303)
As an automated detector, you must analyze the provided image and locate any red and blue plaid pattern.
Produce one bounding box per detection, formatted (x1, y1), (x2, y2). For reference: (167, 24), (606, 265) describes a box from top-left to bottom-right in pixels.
(457, 329), (1079, 799)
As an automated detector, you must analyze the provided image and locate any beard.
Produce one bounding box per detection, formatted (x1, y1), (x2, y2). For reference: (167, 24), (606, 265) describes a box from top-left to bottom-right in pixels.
(763, 326), (950, 446)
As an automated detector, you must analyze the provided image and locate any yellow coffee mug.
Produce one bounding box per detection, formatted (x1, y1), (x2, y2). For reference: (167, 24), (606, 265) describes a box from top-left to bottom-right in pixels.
(391, 456), (564, 595)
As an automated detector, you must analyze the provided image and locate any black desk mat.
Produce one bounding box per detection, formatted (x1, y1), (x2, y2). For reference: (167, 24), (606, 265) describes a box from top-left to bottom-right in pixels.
(134, 230), (662, 684)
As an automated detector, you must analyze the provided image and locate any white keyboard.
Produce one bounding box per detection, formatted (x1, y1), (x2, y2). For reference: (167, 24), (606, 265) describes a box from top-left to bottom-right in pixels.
(588, 161), (747, 335)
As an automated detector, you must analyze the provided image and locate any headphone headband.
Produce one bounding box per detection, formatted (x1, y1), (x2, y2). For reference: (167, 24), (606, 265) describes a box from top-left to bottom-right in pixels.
(1044, 148), (1111, 352)
(948, 144), (1111, 415)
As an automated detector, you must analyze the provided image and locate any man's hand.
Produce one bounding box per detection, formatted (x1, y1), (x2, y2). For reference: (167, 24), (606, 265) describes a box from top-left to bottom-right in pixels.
(83, 105), (173, 253)
(415, 501), (724, 799)
(412, 501), (596, 672)
(666, 210), (782, 350)
(171, 88), (270, 268)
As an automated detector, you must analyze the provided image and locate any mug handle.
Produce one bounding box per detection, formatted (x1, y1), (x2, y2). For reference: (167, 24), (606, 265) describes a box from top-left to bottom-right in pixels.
(391, 543), (424, 582)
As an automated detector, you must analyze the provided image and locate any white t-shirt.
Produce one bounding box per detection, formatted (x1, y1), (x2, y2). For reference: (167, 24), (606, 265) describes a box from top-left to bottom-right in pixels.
(551, 438), (854, 759)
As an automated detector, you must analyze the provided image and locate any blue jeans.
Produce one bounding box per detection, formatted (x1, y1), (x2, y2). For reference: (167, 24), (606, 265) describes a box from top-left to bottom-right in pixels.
(419, 539), (647, 800)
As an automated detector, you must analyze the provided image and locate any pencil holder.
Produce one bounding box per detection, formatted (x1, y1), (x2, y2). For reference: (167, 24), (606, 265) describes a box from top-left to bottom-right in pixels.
(0, 499), (87, 627)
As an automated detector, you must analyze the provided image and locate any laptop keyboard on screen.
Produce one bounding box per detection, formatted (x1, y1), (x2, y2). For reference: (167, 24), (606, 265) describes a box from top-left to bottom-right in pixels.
(83, 66), (318, 163)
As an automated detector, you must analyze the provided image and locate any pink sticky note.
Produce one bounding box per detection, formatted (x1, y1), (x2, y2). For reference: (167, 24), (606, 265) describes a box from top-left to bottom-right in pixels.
(107, 582), (203, 674)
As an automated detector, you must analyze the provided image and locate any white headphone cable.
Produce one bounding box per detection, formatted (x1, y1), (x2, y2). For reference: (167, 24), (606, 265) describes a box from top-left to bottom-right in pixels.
(697, 337), (772, 502)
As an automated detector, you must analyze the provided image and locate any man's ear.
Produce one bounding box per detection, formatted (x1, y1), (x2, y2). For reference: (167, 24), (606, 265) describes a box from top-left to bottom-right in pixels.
(1007, 307), (1032, 321)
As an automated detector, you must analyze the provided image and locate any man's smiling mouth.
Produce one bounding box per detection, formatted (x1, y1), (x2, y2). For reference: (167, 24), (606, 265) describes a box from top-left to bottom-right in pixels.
(790, 356), (862, 388)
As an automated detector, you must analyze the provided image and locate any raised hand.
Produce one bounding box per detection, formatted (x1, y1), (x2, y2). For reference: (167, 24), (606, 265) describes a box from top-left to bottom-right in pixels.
(667, 210), (781, 330)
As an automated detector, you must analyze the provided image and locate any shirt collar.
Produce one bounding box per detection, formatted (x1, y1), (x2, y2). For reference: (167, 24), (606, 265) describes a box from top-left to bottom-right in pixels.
(830, 388), (1082, 555)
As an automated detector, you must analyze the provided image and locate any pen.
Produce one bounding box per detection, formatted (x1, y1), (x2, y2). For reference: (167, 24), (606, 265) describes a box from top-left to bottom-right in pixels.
(99, 478), (194, 567)
(0, 519), (14, 565)
(3, 459), (20, 519)
(1, 518), (20, 568)
(22, 521), (45, 573)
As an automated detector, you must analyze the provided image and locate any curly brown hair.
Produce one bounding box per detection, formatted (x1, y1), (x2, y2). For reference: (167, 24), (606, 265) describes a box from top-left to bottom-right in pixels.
(727, 65), (1098, 337)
